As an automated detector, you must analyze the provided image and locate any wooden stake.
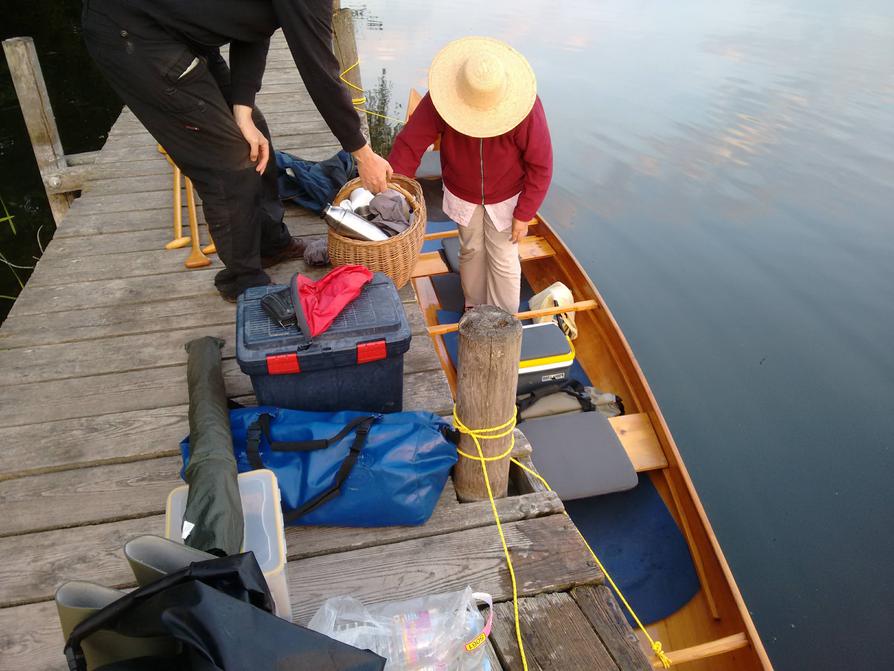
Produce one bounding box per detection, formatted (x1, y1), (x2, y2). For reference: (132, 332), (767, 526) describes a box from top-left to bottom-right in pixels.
(183, 177), (211, 269)
(453, 306), (522, 502)
(2, 37), (73, 224)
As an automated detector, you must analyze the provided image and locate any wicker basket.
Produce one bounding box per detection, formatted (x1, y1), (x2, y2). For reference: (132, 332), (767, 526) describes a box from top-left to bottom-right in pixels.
(328, 175), (426, 289)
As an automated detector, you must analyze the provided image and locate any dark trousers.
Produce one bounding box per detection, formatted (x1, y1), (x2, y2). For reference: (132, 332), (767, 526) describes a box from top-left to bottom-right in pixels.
(81, 1), (291, 296)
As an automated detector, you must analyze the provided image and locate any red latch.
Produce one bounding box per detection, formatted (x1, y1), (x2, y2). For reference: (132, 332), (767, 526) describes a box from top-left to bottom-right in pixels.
(266, 353), (301, 375)
(357, 339), (387, 364)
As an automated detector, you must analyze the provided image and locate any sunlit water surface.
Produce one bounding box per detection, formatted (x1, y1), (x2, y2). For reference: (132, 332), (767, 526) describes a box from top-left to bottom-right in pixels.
(355, 1), (894, 668)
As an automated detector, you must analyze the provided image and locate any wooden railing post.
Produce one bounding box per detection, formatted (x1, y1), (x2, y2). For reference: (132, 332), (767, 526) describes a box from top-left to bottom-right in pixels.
(2, 37), (72, 225)
(453, 306), (523, 501)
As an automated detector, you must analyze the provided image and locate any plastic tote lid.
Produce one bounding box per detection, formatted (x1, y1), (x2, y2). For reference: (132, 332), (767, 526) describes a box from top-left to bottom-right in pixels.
(165, 469), (285, 573)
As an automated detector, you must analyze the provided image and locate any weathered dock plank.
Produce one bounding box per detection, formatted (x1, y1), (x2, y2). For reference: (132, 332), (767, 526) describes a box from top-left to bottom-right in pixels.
(0, 363), (451, 430)
(0, 324), (440, 386)
(572, 585), (653, 670)
(0, 290), (425, 349)
(490, 592), (620, 671)
(0, 483), (563, 607)
(286, 514), (603, 624)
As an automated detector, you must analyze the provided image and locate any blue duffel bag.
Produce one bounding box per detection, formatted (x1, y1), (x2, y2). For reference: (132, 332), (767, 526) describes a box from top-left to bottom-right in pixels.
(180, 407), (458, 527)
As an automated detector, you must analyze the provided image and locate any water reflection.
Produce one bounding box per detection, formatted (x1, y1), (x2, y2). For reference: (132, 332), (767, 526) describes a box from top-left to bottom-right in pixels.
(354, 1), (894, 669)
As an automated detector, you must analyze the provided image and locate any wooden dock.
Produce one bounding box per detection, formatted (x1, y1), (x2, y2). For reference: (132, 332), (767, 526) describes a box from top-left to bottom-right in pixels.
(0, 31), (652, 670)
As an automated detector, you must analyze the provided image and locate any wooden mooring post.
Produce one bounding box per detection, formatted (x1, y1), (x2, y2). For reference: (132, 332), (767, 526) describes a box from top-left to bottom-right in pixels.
(3, 36), (98, 225)
(331, 1), (370, 141)
(453, 306), (523, 501)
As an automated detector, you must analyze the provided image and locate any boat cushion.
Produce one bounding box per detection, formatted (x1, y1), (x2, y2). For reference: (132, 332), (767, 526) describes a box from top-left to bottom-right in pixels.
(565, 475), (700, 625)
(420, 171), (448, 221)
(519, 411), (638, 499)
(422, 219), (458, 252)
(432, 274), (465, 313)
(441, 236), (461, 274)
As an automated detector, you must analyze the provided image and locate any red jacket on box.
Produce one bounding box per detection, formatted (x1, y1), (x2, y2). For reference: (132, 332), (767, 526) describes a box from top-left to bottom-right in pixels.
(387, 92), (553, 222)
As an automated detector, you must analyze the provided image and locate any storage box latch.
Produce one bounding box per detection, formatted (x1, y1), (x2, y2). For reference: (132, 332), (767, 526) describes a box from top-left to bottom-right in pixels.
(356, 339), (387, 364)
(266, 353), (301, 375)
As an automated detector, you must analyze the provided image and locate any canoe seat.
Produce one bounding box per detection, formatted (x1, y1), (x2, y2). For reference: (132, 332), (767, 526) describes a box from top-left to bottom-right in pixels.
(607, 413), (668, 472)
(519, 412), (638, 500)
(412, 235), (555, 279)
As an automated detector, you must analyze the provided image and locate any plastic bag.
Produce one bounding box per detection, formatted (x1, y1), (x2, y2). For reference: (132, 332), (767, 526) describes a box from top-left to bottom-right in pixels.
(307, 587), (493, 671)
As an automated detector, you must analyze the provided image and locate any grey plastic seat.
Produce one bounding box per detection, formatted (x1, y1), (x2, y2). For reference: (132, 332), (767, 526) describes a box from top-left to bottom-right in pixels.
(519, 411), (637, 500)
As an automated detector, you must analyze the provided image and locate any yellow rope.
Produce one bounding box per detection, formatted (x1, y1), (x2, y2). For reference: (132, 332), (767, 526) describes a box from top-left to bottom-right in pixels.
(452, 405), (672, 669)
(339, 60), (407, 125)
(510, 457), (673, 668)
(453, 406), (528, 671)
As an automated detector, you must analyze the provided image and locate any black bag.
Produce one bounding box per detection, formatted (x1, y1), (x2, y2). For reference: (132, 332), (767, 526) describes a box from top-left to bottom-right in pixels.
(516, 379), (624, 422)
(63, 553), (385, 671)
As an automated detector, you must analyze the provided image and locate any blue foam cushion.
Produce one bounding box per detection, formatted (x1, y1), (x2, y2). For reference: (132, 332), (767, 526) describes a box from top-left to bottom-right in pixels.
(565, 475), (701, 625)
(436, 309), (462, 367)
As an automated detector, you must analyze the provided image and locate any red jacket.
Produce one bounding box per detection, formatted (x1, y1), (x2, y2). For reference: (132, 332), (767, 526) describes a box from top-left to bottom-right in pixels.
(387, 93), (553, 222)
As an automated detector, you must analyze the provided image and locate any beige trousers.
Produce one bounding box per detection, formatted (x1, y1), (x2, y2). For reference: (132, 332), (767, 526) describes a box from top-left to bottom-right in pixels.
(457, 206), (521, 314)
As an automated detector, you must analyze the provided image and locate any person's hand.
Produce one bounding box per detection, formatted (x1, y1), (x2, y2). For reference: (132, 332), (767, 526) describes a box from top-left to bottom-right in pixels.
(510, 217), (529, 243)
(233, 104), (269, 174)
(353, 143), (393, 193)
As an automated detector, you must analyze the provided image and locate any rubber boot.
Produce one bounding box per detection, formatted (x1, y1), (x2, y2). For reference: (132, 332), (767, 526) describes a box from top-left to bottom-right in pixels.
(124, 535), (215, 587)
(55, 581), (174, 670)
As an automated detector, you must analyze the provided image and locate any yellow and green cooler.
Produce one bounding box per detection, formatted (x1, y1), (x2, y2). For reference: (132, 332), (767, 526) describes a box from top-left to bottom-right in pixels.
(517, 322), (575, 394)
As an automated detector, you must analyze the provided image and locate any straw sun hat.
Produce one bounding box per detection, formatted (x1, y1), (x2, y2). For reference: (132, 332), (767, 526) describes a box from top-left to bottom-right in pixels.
(428, 36), (536, 138)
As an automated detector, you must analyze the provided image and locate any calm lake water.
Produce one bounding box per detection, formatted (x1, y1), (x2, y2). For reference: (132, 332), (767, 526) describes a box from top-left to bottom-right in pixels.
(358, 1), (893, 668)
(2, 1), (893, 668)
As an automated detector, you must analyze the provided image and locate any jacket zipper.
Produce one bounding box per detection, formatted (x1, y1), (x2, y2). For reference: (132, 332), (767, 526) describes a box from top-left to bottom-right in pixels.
(480, 138), (485, 204)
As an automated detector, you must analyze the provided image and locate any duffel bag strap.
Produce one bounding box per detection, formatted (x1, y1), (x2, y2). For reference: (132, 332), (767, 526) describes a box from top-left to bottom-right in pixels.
(561, 379), (595, 412)
(515, 382), (565, 414)
(246, 413), (377, 470)
(282, 415), (378, 523)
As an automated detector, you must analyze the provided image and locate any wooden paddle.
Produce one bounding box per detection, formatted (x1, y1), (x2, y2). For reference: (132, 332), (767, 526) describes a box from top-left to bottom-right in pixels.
(427, 300), (599, 336)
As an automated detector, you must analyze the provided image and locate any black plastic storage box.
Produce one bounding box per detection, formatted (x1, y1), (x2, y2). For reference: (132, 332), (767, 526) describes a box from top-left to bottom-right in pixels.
(236, 272), (412, 413)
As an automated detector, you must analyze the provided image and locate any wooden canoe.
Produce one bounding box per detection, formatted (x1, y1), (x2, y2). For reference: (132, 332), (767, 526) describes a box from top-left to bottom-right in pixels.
(405, 91), (772, 671)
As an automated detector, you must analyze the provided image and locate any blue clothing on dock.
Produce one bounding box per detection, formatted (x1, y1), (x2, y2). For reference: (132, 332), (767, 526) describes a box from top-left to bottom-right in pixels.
(275, 150), (357, 214)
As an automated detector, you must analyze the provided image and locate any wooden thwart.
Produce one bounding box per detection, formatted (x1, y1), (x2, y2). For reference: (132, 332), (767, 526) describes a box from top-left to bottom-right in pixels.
(411, 235), (556, 279)
(422, 219), (538, 241)
(654, 633), (750, 668)
(607, 413), (668, 472)
(428, 299), (598, 336)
